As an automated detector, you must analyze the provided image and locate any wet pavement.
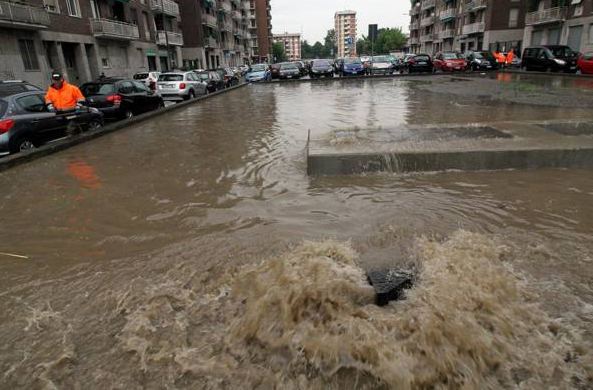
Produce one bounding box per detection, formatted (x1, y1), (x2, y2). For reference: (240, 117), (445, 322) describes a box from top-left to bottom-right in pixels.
(1, 74), (592, 389)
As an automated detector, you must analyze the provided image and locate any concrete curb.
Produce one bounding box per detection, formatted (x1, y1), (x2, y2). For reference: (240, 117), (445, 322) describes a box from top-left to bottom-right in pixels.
(0, 83), (248, 172)
(501, 68), (593, 79)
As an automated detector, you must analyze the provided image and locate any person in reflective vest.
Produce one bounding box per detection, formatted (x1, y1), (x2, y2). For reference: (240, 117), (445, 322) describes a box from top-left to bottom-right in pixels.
(45, 73), (85, 112)
(506, 49), (514, 66)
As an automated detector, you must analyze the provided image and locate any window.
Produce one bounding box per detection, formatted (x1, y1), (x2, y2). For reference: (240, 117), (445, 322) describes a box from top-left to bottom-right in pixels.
(65, 0), (81, 17)
(118, 81), (135, 94)
(508, 9), (519, 28)
(142, 12), (151, 40)
(89, 0), (99, 18)
(99, 45), (109, 68)
(44, 0), (60, 13)
(132, 81), (149, 92)
(16, 94), (46, 112)
(19, 40), (39, 71)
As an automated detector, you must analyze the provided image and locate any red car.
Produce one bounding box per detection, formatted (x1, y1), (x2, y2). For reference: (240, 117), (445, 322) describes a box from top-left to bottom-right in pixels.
(433, 52), (467, 72)
(577, 52), (593, 74)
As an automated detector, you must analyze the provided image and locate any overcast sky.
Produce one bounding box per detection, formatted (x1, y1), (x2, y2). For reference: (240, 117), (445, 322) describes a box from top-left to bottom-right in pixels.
(271, 0), (410, 43)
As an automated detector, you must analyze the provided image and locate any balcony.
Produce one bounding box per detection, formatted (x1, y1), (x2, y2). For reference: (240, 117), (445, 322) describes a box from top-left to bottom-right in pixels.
(410, 5), (420, 16)
(525, 7), (565, 26)
(421, 0), (435, 11)
(202, 13), (218, 27)
(420, 15), (435, 27)
(420, 33), (434, 43)
(465, 0), (487, 13)
(91, 19), (139, 40)
(234, 44), (243, 52)
(204, 36), (219, 48)
(150, 0), (179, 17)
(218, 1), (231, 12)
(0, 1), (50, 30)
(409, 36), (420, 45)
(221, 40), (233, 50)
(439, 8), (456, 21)
(462, 21), (485, 35)
(157, 30), (183, 46)
(409, 21), (420, 30)
(232, 10), (241, 20)
(439, 29), (455, 39)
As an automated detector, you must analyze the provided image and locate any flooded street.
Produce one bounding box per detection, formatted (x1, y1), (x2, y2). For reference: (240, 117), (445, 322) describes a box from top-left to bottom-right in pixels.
(1, 75), (592, 388)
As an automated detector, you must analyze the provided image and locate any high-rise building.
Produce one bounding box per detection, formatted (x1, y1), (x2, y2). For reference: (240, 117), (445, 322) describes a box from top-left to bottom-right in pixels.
(409, 0), (526, 55)
(247, 0), (272, 63)
(273, 33), (301, 61)
(335, 10), (356, 58)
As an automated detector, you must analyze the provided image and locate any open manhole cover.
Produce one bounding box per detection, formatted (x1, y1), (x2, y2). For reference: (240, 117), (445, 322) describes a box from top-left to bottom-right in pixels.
(542, 122), (593, 136)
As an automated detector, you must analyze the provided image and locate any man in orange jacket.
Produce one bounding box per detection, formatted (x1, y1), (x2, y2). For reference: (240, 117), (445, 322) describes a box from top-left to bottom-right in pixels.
(506, 49), (514, 66)
(45, 73), (85, 112)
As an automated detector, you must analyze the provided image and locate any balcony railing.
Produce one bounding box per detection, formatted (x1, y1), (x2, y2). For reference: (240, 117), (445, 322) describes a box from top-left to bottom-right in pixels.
(420, 15), (435, 27)
(234, 44), (243, 52)
(204, 36), (219, 48)
(462, 21), (485, 35)
(465, 0), (487, 13)
(439, 8), (456, 21)
(202, 13), (218, 27)
(218, 1), (231, 12)
(409, 20), (420, 30)
(421, 0), (435, 10)
(410, 5), (420, 15)
(232, 10), (241, 20)
(0, 1), (50, 29)
(420, 34), (434, 43)
(221, 40), (233, 50)
(409, 36), (420, 45)
(525, 7), (565, 26)
(219, 19), (232, 31)
(150, 0), (179, 17)
(439, 29), (455, 39)
(91, 18), (139, 40)
(157, 30), (183, 46)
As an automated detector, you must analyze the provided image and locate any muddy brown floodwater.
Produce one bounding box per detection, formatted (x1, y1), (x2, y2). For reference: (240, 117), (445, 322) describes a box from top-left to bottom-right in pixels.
(0, 75), (592, 389)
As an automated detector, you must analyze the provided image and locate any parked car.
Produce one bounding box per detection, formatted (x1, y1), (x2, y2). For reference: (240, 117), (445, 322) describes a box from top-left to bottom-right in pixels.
(401, 53), (433, 74)
(577, 52), (593, 74)
(295, 61), (307, 76)
(270, 63), (282, 79)
(195, 70), (225, 92)
(156, 71), (207, 102)
(501, 52), (522, 68)
(82, 78), (164, 118)
(214, 68), (239, 88)
(0, 88), (103, 155)
(278, 62), (301, 79)
(370, 55), (396, 75)
(133, 71), (160, 90)
(245, 63), (271, 82)
(0, 80), (42, 93)
(433, 52), (467, 72)
(465, 51), (498, 71)
(341, 58), (365, 76)
(334, 58), (345, 73)
(309, 59), (334, 78)
(521, 45), (578, 73)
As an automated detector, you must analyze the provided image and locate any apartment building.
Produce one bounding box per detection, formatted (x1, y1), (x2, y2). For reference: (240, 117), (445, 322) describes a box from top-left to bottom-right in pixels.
(0, 0), (184, 86)
(335, 10), (356, 58)
(523, 0), (593, 54)
(247, 0), (272, 62)
(273, 32), (300, 60)
(409, 0), (526, 55)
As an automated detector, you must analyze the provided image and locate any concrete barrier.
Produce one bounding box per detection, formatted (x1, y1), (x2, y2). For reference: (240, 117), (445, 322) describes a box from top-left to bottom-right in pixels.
(0, 83), (248, 172)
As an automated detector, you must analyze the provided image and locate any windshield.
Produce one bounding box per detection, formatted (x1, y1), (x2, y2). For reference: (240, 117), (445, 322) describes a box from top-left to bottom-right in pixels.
(547, 47), (574, 58)
(312, 60), (330, 67)
(196, 73), (210, 81)
(251, 64), (267, 72)
(133, 73), (149, 80)
(80, 83), (115, 96)
(443, 52), (463, 60)
(372, 56), (389, 62)
(158, 74), (184, 81)
(344, 58), (362, 65)
(415, 55), (430, 61)
(281, 63), (298, 70)
(472, 52), (484, 59)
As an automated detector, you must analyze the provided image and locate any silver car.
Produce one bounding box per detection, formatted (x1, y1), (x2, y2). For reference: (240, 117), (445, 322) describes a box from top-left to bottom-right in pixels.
(157, 71), (207, 102)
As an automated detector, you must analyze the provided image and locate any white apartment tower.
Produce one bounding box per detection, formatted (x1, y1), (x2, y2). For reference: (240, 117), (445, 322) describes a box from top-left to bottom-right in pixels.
(273, 32), (301, 61)
(335, 10), (357, 58)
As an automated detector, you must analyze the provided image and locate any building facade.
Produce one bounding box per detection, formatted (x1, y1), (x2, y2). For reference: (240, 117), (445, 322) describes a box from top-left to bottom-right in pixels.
(0, 0), (184, 87)
(335, 10), (356, 58)
(272, 32), (300, 60)
(247, 0), (272, 63)
(409, 0), (526, 55)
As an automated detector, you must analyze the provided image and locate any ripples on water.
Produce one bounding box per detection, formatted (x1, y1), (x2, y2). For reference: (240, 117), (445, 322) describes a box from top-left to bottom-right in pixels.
(0, 76), (592, 388)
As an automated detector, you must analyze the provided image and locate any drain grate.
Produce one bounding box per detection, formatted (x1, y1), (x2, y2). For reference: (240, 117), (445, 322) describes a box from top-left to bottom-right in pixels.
(401, 126), (513, 142)
(542, 122), (593, 136)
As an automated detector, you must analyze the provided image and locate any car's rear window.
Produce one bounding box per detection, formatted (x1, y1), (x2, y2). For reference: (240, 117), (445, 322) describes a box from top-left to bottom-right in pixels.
(0, 84), (27, 97)
(312, 60), (330, 66)
(0, 100), (7, 117)
(281, 63), (298, 69)
(133, 73), (149, 80)
(443, 52), (463, 60)
(415, 55), (430, 61)
(548, 46), (574, 58)
(159, 74), (184, 81)
(81, 83), (115, 96)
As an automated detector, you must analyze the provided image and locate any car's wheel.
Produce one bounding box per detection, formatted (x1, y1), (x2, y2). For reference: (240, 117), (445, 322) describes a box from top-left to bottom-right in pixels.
(86, 120), (102, 131)
(576, 68), (583, 75)
(158, 100), (165, 108)
(122, 108), (133, 119)
(11, 137), (35, 154)
(189, 90), (195, 99)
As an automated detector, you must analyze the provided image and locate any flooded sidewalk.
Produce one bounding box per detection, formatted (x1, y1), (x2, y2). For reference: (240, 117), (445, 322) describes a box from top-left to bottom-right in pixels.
(0, 75), (592, 389)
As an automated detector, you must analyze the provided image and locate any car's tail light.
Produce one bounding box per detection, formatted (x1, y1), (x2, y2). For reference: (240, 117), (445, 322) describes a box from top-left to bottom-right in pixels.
(106, 94), (122, 104)
(180, 82), (186, 89)
(0, 119), (15, 134)
(409, 58), (415, 64)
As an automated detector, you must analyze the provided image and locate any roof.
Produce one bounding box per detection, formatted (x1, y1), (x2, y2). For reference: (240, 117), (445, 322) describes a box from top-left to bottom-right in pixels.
(335, 10), (356, 16)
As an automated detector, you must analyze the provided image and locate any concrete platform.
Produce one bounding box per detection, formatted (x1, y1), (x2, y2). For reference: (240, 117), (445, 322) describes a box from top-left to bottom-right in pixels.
(306, 120), (593, 175)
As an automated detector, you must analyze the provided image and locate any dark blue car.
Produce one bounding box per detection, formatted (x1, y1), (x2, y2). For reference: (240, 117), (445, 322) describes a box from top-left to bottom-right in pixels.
(341, 58), (365, 76)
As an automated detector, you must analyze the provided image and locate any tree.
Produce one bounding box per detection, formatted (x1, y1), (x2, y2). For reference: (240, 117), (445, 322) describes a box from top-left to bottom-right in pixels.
(323, 29), (337, 58)
(272, 42), (287, 63)
(357, 28), (407, 55)
(301, 40), (313, 59)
